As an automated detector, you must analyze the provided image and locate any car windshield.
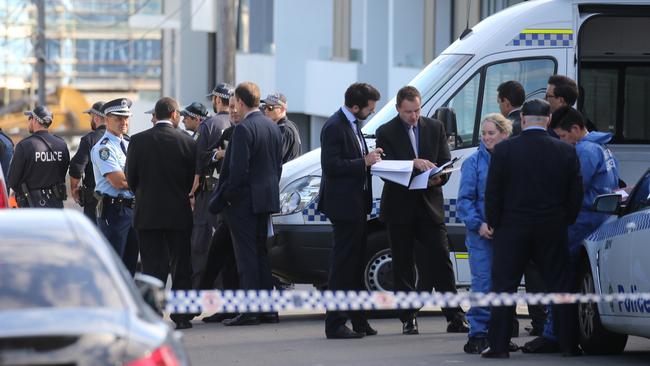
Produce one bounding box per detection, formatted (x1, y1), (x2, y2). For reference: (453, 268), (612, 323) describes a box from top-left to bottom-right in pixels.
(0, 239), (124, 310)
(362, 53), (473, 135)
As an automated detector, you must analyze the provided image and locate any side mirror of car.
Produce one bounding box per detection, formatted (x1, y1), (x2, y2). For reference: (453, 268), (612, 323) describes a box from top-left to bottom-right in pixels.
(592, 193), (622, 214)
(434, 107), (460, 150)
(134, 273), (166, 315)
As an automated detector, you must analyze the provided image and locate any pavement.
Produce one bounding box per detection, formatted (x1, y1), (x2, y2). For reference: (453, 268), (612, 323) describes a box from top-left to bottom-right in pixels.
(180, 311), (650, 366)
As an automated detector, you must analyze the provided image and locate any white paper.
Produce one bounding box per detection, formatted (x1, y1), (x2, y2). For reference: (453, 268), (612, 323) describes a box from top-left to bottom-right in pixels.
(429, 156), (461, 177)
(371, 160), (414, 172)
(409, 169), (433, 190)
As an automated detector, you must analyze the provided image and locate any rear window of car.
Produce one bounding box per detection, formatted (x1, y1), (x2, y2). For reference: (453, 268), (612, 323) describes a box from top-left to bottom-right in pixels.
(0, 240), (124, 310)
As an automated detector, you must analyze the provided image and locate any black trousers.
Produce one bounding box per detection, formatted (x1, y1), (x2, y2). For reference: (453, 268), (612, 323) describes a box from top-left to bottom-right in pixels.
(524, 261), (548, 330)
(488, 220), (577, 353)
(387, 220), (462, 322)
(81, 190), (98, 224)
(225, 202), (273, 291)
(325, 216), (368, 333)
(199, 214), (239, 290)
(191, 189), (218, 288)
(138, 228), (193, 322)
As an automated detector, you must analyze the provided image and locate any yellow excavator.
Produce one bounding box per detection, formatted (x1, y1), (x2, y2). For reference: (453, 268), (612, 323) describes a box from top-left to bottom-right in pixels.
(0, 87), (92, 136)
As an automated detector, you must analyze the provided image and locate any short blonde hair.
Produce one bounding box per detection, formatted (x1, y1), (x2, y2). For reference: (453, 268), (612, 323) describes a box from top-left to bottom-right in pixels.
(481, 113), (513, 136)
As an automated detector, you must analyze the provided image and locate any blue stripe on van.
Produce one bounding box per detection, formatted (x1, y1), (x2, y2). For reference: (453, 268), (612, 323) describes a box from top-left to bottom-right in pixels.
(508, 33), (573, 47)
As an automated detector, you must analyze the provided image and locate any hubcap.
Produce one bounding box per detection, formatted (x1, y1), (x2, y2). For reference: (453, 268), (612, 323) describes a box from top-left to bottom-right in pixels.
(364, 249), (394, 291)
(578, 271), (596, 337)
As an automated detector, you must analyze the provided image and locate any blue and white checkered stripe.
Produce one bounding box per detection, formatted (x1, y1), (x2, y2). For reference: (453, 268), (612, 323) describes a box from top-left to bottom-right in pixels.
(302, 198), (461, 224)
(166, 289), (650, 314)
(587, 211), (650, 242)
(507, 31), (573, 47)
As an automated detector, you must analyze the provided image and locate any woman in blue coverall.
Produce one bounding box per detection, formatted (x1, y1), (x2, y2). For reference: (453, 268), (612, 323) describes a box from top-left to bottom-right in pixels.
(457, 113), (512, 354)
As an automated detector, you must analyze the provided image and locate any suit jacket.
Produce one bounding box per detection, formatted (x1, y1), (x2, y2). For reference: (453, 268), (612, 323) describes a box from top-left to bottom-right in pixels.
(210, 111), (282, 214)
(126, 122), (196, 230)
(376, 116), (451, 224)
(485, 128), (583, 229)
(317, 108), (372, 221)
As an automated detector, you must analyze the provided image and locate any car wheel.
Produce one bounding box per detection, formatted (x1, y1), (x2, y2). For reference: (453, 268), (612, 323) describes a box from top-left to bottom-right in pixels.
(577, 259), (628, 355)
(364, 248), (394, 291)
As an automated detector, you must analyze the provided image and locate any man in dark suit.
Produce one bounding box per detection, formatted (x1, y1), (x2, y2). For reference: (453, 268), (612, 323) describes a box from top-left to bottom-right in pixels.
(497, 81), (524, 136)
(376, 86), (468, 336)
(482, 99), (583, 358)
(318, 82), (383, 339)
(126, 97), (197, 330)
(209, 81), (283, 326)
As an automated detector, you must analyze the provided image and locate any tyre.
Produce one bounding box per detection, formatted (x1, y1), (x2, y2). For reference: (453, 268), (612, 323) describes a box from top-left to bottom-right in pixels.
(364, 248), (395, 291)
(577, 259), (628, 355)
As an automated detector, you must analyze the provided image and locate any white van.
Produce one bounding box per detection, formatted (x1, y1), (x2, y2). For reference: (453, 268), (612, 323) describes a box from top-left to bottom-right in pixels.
(269, 0), (650, 290)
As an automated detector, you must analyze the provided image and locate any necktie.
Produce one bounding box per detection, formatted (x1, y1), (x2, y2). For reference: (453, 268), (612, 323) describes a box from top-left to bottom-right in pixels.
(353, 120), (366, 156)
(408, 126), (418, 158)
(120, 140), (127, 155)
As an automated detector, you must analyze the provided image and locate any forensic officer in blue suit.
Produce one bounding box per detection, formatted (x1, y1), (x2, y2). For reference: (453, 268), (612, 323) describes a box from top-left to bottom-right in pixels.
(8, 106), (69, 208)
(90, 98), (138, 275)
(523, 106), (621, 353)
(457, 113), (514, 354)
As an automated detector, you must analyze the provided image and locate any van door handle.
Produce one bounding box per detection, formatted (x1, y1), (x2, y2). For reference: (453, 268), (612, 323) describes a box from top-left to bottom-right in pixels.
(625, 222), (637, 232)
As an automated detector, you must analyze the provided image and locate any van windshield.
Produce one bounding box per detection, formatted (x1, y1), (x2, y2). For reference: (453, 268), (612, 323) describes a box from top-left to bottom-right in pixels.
(362, 53), (473, 135)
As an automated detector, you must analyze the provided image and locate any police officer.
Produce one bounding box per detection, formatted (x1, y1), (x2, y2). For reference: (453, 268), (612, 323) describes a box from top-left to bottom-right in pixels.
(90, 98), (138, 275)
(180, 102), (209, 139)
(189, 83), (232, 288)
(261, 91), (301, 163)
(8, 106), (69, 208)
(69, 101), (106, 222)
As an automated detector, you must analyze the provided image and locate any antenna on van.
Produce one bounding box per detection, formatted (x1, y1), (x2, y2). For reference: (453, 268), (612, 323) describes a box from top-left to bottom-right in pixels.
(460, 0), (473, 40)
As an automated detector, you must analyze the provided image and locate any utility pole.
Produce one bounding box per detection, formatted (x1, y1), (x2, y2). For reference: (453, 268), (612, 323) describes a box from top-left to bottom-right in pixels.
(216, 0), (236, 84)
(34, 0), (46, 106)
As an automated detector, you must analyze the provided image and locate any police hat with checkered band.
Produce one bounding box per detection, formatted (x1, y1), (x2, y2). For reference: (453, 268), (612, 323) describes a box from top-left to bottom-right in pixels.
(102, 98), (133, 117)
(206, 83), (233, 99)
(83, 101), (105, 117)
(24, 105), (53, 126)
(261, 92), (287, 108)
(180, 102), (209, 119)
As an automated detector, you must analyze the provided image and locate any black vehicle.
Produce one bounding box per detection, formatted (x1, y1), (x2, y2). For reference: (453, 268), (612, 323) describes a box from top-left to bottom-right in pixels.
(0, 209), (190, 366)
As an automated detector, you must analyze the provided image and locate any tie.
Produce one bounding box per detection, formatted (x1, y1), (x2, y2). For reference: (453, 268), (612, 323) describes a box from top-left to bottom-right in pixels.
(353, 120), (366, 156)
(120, 140), (127, 155)
(408, 126), (418, 158)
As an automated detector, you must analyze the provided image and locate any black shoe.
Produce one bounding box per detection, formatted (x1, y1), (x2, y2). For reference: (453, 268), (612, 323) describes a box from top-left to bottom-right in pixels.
(525, 326), (543, 337)
(174, 320), (192, 330)
(446, 313), (469, 333)
(508, 341), (519, 352)
(511, 318), (519, 338)
(223, 314), (261, 326)
(562, 347), (583, 357)
(353, 321), (377, 336)
(481, 348), (509, 359)
(202, 312), (237, 323)
(326, 325), (365, 339)
(521, 337), (561, 353)
(463, 337), (489, 354)
(402, 318), (419, 335)
(260, 313), (280, 324)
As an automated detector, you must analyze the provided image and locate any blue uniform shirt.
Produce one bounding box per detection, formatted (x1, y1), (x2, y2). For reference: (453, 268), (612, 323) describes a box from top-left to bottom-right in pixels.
(90, 131), (134, 198)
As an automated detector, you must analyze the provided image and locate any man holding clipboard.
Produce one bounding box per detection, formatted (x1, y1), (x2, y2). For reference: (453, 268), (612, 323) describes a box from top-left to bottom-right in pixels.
(375, 86), (468, 335)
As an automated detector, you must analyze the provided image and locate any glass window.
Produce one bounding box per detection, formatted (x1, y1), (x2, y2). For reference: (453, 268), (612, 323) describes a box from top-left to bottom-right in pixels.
(626, 172), (650, 214)
(0, 241), (124, 310)
(580, 68), (618, 133)
(623, 66), (650, 141)
(446, 73), (480, 148)
(393, 0), (424, 67)
(480, 58), (556, 118)
(238, 0), (274, 54)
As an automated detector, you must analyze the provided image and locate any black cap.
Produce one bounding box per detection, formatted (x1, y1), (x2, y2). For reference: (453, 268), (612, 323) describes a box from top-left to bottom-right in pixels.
(207, 82), (234, 99)
(83, 101), (105, 117)
(24, 105), (53, 126)
(521, 98), (551, 117)
(102, 98), (133, 117)
(180, 102), (209, 119)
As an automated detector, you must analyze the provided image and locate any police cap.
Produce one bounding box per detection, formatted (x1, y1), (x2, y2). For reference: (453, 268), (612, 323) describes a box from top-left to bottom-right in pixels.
(180, 102), (209, 119)
(207, 83), (234, 99)
(144, 108), (154, 115)
(521, 98), (551, 117)
(24, 105), (53, 126)
(261, 92), (287, 108)
(102, 98), (133, 117)
(83, 101), (105, 117)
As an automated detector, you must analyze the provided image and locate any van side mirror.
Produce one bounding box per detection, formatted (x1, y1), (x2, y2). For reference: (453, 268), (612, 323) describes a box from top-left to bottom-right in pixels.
(434, 107), (460, 150)
(592, 193), (622, 214)
(134, 273), (166, 315)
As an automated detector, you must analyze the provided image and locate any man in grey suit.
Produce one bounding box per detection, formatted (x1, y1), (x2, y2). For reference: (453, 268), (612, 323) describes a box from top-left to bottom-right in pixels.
(209, 82), (283, 326)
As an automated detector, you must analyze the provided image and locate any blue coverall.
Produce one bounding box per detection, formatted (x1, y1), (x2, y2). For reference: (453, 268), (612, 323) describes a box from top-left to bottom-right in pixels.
(543, 131), (620, 341)
(457, 142), (492, 338)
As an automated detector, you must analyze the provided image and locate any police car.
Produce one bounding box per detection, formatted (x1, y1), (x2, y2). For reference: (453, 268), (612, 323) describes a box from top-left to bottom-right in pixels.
(577, 168), (650, 354)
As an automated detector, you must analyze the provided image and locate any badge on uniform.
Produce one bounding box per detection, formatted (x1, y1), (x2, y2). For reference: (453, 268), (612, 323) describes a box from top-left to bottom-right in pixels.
(99, 147), (111, 161)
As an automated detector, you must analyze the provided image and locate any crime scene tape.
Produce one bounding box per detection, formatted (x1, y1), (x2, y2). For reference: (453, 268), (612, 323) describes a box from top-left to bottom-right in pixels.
(165, 289), (650, 314)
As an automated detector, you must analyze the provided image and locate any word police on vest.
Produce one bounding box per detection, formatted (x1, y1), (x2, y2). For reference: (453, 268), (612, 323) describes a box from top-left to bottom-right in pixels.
(35, 151), (64, 162)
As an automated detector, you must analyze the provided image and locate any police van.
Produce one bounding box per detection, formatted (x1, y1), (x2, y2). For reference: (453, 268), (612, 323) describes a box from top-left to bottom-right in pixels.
(269, 0), (650, 291)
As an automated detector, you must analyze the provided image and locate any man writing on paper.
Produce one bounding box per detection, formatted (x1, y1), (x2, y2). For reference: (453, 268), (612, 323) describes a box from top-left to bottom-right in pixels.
(375, 86), (468, 336)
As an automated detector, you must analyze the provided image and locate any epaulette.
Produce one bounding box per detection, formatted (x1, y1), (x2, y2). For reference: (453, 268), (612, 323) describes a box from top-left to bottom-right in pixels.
(100, 137), (110, 145)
